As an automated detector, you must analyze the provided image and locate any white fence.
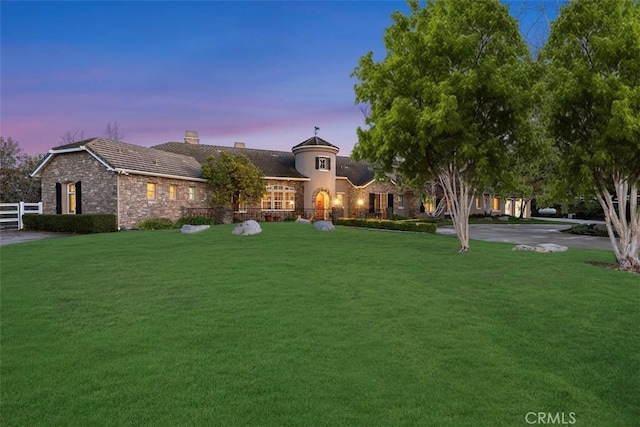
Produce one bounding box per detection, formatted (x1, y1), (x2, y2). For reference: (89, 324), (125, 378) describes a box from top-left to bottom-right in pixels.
(0, 202), (43, 230)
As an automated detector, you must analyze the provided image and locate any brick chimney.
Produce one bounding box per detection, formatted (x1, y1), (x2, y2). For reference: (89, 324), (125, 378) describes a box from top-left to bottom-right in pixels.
(184, 130), (199, 145)
(234, 142), (246, 148)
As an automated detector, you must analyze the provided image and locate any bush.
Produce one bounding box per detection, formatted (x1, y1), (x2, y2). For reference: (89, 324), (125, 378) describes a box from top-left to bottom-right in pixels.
(22, 214), (117, 234)
(563, 223), (614, 237)
(335, 218), (437, 234)
(138, 218), (177, 230)
(175, 216), (215, 227)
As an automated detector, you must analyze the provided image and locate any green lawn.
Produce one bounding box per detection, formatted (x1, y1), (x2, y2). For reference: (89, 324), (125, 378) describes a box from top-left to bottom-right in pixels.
(1, 223), (638, 426)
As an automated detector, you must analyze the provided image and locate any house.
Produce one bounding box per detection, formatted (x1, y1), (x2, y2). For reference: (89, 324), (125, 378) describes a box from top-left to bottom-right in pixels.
(32, 131), (530, 229)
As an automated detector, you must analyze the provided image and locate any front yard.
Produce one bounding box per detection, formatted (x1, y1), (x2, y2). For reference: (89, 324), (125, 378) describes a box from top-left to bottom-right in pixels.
(1, 223), (637, 426)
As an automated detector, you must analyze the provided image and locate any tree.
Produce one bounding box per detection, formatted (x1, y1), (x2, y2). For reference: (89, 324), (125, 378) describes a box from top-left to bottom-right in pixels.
(0, 137), (43, 203)
(60, 129), (85, 144)
(540, 0), (640, 271)
(105, 121), (124, 141)
(201, 152), (266, 212)
(352, 0), (534, 251)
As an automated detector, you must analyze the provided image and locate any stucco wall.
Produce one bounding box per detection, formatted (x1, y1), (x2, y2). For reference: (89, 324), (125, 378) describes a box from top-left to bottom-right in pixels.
(294, 147), (338, 209)
(40, 152), (118, 216)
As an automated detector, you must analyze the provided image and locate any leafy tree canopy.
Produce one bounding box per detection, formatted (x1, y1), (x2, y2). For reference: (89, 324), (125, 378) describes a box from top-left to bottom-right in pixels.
(201, 152), (266, 208)
(352, 0), (534, 190)
(0, 137), (42, 203)
(540, 0), (640, 194)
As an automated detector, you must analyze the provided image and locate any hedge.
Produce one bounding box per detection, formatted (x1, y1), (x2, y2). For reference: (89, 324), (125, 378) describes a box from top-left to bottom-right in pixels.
(22, 214), (117, 234)
(335, 218), (437, 234)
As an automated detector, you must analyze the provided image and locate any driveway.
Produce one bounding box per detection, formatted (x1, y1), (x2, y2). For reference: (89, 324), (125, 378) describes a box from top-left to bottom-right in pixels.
(437, 223), (612, 251)
(0, 230), (74, 246)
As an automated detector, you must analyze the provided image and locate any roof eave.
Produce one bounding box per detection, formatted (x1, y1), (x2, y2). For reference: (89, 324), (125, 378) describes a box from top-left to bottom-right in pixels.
(116, 169), (208, 182)
(263, 176), (310, 181)
(31, 146), (115, 177)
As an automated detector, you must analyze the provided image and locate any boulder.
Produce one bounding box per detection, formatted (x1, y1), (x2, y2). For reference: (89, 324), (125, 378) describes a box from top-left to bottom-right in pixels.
(295, 218), (311, 224)
(498, 216), (510, 222)
(232, 220), (262, 236)
(512, 244), (535, 251)
(512, 243), (568, 253)
(534, 243), (568, 253)
(181, 224), (210, 234)
(314, 220), (335, 231)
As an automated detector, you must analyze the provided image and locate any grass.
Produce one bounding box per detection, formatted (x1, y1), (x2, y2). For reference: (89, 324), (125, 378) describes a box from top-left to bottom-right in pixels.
(1, 223), (638, 426)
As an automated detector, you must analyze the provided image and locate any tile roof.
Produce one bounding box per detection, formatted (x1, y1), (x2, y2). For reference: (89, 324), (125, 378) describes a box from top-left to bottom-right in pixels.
(292, 136), (339, 151)
(153, 142), (375, 186)
(53, 138), (203, 179)
(43, 137), (375, 186)
(153, 142), (307, 179)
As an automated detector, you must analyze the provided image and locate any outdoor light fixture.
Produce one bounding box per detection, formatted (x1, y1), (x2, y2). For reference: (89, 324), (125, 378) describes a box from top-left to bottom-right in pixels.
(357, 199), (364, 206)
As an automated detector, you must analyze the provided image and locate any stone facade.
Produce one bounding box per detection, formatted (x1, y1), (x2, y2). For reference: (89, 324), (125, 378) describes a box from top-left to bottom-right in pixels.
(117, 174), (211, 230)
(40, 152), (118, 216)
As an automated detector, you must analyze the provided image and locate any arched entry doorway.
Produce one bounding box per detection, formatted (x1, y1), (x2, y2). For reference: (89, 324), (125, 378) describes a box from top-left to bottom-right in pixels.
(315, 191), (329, 220)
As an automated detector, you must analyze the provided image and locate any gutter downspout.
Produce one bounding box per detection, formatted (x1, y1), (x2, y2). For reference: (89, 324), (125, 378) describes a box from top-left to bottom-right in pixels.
(116, 173), (121, 230)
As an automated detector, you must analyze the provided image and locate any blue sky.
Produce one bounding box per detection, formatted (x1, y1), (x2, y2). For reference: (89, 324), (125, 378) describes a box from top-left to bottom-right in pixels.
(1, 1), (561, 155)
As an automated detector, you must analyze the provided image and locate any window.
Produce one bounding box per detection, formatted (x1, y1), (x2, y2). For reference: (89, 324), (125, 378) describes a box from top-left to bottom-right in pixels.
(475, 197), (482, 209)
(262, 185), (295, 211)
(67, 183), (76, 214)
(368, 193), (388, 214)
(56, 181), (81, 214)
(147, 183), (156, 199)
(492, 197), (500, 211)
(335, 193), (344, 207)
(398, 194), (404, 209)
(315, 156), (331, 171)
(188, 187), (196, 201)
(169, 185), (177, 200)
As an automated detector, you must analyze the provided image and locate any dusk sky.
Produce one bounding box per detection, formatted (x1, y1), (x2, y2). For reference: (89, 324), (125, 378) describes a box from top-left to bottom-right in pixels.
(1, 1), (560, 156)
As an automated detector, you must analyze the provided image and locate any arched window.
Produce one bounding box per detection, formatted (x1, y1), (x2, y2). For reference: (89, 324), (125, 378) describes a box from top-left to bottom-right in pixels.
(262, 185), (295, 211)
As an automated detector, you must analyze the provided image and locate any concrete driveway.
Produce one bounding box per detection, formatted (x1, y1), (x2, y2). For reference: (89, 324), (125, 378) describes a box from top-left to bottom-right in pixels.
(437, 223), (613, 251)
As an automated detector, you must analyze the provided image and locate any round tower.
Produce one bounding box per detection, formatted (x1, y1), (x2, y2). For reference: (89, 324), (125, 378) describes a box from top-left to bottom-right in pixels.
(292, 136), (339, 219)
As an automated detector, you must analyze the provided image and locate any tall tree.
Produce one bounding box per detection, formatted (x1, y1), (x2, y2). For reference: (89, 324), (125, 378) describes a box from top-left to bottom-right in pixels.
(201, 152), (266, 212)
(540, 0), (640, 271)
(352, 0), (534, 251)
(0, 137), (43, 203)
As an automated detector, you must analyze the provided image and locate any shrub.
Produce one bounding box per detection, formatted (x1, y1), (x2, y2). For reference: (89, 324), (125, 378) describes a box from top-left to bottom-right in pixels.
(138, 218), (176, 230)
(176, 216), (215, 227)
(335, 218), (437, 233)
(22, 214), (117, 234)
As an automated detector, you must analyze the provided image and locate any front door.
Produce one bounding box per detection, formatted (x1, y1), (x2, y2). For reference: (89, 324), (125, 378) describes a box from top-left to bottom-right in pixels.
(315, 192), (327, 220)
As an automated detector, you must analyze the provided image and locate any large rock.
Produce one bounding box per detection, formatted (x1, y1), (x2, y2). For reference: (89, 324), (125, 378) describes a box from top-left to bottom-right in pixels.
(232, 220), (262, 236)
(181, 224), (210, 234)
(295, 218), (311, 224)
(512, 244), (536, 251)
(534, 243), (568, 253)
(513, 243), (568, 253)
(314, 220), (335, 231)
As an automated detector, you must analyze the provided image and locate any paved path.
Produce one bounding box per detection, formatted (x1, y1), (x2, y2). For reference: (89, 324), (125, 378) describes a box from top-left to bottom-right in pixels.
(437, 223), (612, 251)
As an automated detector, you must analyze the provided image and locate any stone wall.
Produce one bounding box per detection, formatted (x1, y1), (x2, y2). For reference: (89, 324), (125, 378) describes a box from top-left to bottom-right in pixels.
(40, 152), (118, 216)
(118, 174), (212, 229)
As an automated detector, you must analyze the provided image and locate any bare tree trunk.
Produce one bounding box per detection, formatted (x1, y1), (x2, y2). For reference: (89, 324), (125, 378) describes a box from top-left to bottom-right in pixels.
(595, 174), (640, 272)
(105, 122), (124, 141)
(438, 164), (474, 252)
